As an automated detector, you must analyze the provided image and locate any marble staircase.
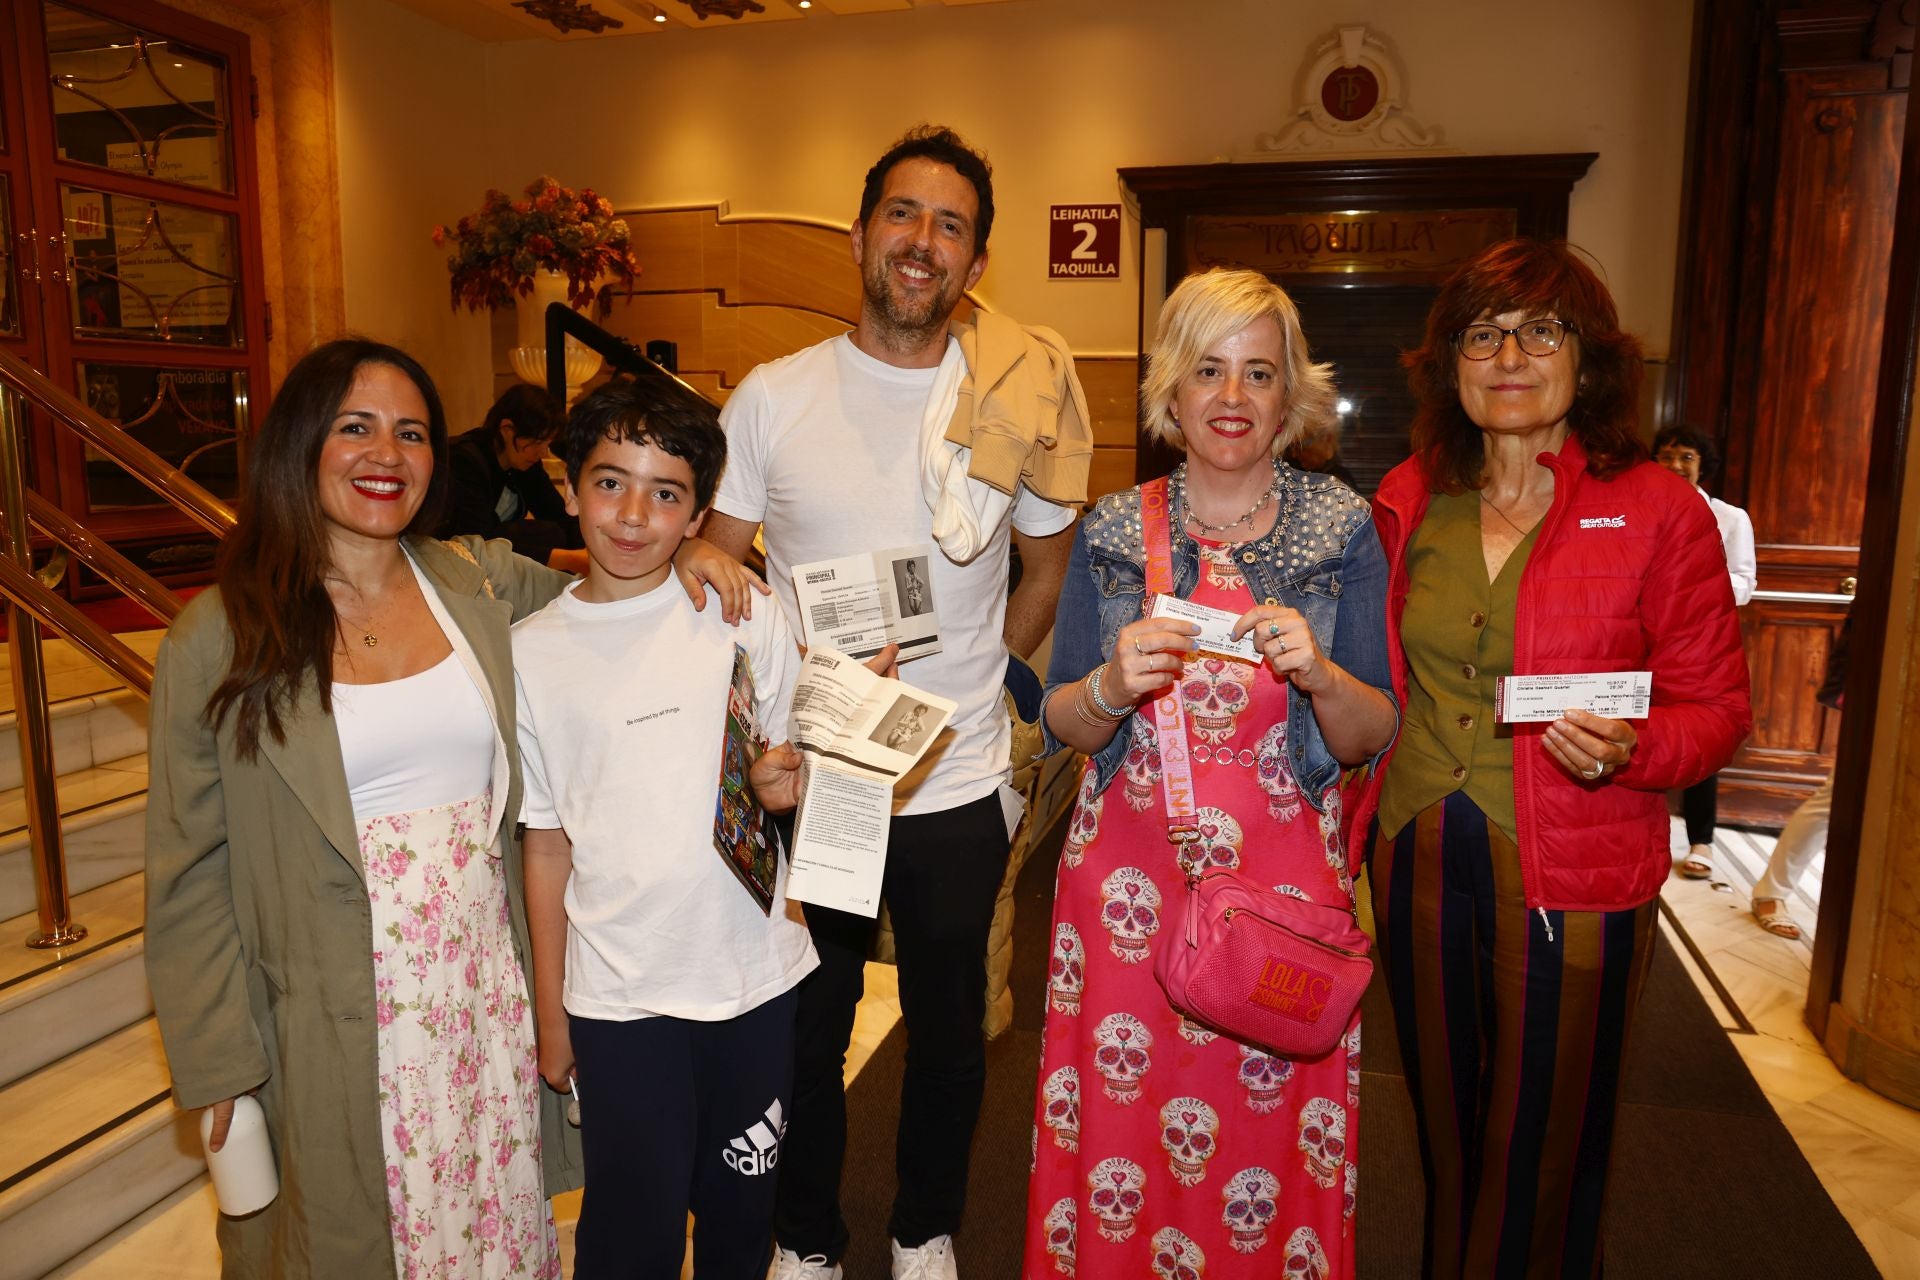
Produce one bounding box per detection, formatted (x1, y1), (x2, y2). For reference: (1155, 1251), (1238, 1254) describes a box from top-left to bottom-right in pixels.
(0, 631), (203, 1280)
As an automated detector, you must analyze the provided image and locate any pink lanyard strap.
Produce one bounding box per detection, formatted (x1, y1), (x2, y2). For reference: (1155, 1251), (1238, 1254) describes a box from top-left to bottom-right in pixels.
(1138, 477), (1199, 844)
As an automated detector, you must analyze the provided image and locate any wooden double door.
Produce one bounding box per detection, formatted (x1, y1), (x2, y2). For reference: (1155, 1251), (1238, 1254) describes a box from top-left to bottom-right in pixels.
(0, 0), (268, 590)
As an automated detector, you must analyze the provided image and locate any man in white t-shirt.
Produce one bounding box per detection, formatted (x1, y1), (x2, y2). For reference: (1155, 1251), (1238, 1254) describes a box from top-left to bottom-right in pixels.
(704, 126), (1079, 1280)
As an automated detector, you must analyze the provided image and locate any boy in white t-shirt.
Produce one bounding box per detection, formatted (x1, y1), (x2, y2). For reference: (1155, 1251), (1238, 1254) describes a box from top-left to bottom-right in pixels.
(515, 379), (816, 1279)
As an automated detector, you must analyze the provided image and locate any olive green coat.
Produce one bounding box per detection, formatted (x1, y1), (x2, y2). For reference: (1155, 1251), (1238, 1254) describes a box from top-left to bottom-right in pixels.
(143, 536), (583, 1279)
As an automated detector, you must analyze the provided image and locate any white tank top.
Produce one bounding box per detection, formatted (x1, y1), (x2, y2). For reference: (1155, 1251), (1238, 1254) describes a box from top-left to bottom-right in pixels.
(332, 652), (495, 822)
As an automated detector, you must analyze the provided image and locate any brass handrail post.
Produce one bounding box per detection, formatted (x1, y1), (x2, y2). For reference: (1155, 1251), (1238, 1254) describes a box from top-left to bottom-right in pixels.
(0, 388), (85, 949)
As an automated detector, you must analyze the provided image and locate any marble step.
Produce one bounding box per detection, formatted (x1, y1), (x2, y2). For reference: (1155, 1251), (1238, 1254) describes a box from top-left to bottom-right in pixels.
(0, 689), (148, 793)
(0, 1017), (201, 1280)
(0, 875), (149, 1089)
(0, 757), (149, 923)
(0, 631), (164, 719)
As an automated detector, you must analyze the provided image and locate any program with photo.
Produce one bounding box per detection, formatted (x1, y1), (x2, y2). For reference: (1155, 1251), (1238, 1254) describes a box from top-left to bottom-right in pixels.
(784, 647), (957, 917)
(791, 543), (943, 662)
(871, 696), (935, 754)
(891, 554), (935, 619)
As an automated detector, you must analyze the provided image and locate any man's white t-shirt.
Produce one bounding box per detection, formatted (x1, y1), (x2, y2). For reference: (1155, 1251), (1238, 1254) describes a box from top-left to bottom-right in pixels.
(714, 334), (1076, 816)
(514, 579), (816, 1022)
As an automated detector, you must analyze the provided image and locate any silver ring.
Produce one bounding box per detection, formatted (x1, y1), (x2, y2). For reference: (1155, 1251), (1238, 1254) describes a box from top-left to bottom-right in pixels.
(1276, 638), (1287, 654)
(1267, 622), (1281, 637)
(1584, 763), (1603, 780)
(1133, 637), (1144, 655)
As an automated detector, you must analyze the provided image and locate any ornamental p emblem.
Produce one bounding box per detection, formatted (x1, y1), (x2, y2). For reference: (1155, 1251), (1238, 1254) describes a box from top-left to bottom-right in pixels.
(1322, 65), (1379, 122)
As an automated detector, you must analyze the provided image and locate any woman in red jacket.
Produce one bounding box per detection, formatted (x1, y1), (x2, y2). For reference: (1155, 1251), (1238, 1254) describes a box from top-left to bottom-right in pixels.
(1363, 239), (1750, 1278)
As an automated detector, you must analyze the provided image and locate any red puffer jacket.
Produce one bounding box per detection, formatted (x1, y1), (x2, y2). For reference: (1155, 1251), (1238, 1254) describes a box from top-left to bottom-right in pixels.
(1362, 435), (1753, 912)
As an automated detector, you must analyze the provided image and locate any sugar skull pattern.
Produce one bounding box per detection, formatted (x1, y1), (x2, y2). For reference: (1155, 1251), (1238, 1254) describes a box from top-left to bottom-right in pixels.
(1177, 1014), (1219, 1047)
(1297, 1097), (1347, 1190)
(1063, 771), (1104, 869)
(1255, 721), (1304, 822)
(1198, 541), (1245, 589)
(1087, 1156), (1147, 1243)
(1100, 866), (1162, 963)
(1282, 1225), (1330, 1278)
(1122, 715), (1163, 812)
(1151, 1225), (1208, 1280)
(1238, 1043), (1295, 1115)
(1221, 1166), (1280, 1254)
(1177, 806), (1243, 877)
(1043, 1066), (1082, 1152)
(1159, 1096), (1222, 1187)
(1093, 1012), (1154, 1103)
(1043, 1196), (1077, 1275)
(1182, 657), (1256, 746)
(1049, 923), (1087, 1015)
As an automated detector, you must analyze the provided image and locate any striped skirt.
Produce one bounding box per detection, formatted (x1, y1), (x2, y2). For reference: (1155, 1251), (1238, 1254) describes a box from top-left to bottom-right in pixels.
(1368, 791), (1655, 1279)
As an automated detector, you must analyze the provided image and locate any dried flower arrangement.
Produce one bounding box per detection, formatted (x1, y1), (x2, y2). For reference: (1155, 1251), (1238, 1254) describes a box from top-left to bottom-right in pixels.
(431, 176), (638, 312)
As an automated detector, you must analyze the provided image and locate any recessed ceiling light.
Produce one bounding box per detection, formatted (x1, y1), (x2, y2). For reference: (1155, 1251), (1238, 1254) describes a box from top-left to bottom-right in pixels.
(653, 8), (667, 19)
(797, 1), (812, 7)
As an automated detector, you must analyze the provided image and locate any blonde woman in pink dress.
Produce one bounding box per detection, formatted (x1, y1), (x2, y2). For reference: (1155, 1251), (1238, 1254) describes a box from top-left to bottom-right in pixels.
(1022, 270), (1396, 1279)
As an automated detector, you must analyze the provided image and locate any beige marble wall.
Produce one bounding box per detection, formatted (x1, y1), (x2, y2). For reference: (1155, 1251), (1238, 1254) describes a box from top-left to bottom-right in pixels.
(160, 0), (347, 383)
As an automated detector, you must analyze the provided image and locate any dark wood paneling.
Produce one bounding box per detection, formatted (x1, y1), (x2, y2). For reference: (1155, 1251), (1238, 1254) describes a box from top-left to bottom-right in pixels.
(1810, 1), (1920, 1042)
(1672, 0), (1908, 830)
(1749, 72), (1904, 549)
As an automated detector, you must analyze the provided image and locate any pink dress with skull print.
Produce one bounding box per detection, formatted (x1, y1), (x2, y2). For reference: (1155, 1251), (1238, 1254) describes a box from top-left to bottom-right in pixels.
(1023, 541), (1359, 1280)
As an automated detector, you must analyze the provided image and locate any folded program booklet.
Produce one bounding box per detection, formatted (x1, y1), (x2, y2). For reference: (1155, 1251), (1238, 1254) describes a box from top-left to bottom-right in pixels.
(785, 648), (956, 918)
(711, 645), (780, 915)
(1494, 671), (1653, 723)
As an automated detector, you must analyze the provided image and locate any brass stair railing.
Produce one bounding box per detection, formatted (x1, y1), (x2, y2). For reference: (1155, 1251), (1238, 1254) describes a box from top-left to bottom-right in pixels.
(0, 347), (235, 948)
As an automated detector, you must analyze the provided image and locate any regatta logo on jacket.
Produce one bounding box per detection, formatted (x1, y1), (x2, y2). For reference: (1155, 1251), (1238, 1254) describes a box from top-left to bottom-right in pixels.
(1579, 514), (1627, 529)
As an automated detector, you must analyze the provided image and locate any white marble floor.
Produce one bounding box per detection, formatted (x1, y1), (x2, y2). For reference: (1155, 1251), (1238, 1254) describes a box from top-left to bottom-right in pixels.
(44, 842), (1920, 1279)
(1658, 818), (1920, 1278)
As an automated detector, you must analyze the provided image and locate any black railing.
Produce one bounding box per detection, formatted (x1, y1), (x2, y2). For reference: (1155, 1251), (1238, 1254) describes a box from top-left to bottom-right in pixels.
(542, 303), (717, 408)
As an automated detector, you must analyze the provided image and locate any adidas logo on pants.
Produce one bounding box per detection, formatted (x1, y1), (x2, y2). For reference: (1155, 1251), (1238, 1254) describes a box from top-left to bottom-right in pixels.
(725, 1098), (786, 1176)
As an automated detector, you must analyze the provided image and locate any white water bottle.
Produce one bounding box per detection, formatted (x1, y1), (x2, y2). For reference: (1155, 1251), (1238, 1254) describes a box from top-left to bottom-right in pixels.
(199, 1095), (280, 1216)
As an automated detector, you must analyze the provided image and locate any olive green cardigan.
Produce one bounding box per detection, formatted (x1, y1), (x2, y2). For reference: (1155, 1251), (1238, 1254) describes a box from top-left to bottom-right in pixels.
(144, 535), (580, 1279)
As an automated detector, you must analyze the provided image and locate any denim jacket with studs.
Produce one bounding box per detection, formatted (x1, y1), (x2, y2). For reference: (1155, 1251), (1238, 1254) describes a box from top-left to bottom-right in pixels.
(1042, 463), (1396, 808)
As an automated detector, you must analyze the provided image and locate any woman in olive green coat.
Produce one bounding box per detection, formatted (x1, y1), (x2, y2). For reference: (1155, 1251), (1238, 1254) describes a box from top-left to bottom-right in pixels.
(145, 340), (753, 1278)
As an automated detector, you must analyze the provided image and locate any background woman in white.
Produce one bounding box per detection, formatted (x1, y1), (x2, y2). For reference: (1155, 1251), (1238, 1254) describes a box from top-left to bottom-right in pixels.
(1655, 425), (1756, 881)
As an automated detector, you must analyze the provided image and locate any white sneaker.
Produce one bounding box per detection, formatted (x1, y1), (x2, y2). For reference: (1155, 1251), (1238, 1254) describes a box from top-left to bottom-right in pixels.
(768, 1246), (842, 1280)
(890, 1234), (958, 1280)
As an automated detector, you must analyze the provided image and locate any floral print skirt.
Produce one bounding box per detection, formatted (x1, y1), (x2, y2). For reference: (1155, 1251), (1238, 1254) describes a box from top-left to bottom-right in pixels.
(362, 792), (559, 1279)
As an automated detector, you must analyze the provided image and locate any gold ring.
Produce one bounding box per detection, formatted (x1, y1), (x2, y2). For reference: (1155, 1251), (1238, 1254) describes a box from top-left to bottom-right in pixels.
(1133, 637), (1144, 655)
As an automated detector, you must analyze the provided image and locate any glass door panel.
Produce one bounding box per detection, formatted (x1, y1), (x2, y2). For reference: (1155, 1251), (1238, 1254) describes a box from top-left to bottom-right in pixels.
(42, 1), (231, 194)
(76, 358), (245, 508)
(62, 183), (240, 344)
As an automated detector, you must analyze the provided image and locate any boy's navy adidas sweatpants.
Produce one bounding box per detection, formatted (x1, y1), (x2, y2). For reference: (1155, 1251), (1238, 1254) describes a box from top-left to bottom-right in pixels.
(569, 985), (800, 1279)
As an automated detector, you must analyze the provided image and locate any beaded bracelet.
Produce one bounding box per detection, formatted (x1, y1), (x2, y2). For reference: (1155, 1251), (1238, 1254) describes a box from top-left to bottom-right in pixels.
(1085, 663), (1131, 719)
